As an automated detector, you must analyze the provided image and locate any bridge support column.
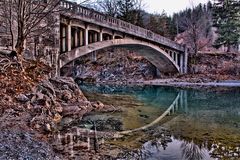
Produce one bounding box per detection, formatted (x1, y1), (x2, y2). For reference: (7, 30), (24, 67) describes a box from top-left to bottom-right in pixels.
(74, 28), (78, 47)
(173, 52), (176, 62)
(67, 24), (71, 51)
(84, 25), (89, 45)
(99, 30), (103, 41)
(80, 30), (84, 46)
(179, 53), (184, 74)
(168, 51), (171, 58)
(183, 46), (188, 73)
(112, 31), (115, 40)
(94, 32), (98, 42)
(175, 53), (179, 66)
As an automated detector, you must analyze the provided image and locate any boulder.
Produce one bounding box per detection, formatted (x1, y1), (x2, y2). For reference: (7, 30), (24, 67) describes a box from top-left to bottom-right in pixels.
(62, 105), (82, 117)
(61, 90), (72, 102)
(16, 94), (29, 103)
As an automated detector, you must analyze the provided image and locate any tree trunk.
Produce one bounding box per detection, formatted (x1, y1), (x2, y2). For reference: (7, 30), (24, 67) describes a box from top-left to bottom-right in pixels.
(227, 43), (231, 52)
(15, 39), (24, 70)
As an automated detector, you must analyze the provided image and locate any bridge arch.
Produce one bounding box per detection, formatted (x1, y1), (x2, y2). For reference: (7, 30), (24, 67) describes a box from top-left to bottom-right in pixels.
(59, 39), (181, 73)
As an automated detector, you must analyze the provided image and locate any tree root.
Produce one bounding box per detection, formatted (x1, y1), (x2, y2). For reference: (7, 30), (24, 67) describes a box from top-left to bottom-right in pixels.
(0, 58), (18, 72)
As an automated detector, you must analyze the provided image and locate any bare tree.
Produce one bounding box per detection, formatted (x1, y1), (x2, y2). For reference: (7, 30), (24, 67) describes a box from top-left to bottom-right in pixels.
(0, 0), (62, 69)
(95, 0), (118, 17)
(71, 0), (95, 7)
(177, 3), (212, 54)
(94, 0), (145, 24)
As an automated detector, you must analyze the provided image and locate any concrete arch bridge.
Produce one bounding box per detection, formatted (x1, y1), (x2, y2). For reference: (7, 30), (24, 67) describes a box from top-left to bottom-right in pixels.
(58, 0), (188, 75)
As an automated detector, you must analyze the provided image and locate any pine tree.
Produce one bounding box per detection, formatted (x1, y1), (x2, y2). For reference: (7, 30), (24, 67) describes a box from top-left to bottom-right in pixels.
(117, 0), (135, 23)
(146, 15), (160, 34)
(213, 0), (240, 52)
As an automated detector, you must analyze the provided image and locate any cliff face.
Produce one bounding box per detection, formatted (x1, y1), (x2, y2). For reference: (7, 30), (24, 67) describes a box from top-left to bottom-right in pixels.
(62, 48), (159, 84)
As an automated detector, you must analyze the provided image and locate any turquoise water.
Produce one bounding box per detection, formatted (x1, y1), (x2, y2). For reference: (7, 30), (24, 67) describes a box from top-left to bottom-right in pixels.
(79, 84), (240, 159)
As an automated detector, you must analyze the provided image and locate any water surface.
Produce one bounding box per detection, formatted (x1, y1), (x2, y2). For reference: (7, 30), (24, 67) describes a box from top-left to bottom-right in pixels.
(80, 84), (240, 159)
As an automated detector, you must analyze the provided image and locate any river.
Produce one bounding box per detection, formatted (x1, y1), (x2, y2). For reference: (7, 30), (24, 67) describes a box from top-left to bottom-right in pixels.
(77, 84), (240, 159)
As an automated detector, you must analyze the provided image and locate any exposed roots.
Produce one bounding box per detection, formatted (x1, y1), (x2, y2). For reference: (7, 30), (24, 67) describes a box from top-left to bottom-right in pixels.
(0, 58), (18, 72)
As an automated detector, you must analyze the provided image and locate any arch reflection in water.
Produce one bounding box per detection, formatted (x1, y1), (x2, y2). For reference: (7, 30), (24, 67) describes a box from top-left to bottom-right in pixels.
(78, 84), (240, 159)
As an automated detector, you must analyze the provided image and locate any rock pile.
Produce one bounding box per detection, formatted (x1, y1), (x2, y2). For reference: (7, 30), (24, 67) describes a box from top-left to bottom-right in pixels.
(62, 48), (158, 84)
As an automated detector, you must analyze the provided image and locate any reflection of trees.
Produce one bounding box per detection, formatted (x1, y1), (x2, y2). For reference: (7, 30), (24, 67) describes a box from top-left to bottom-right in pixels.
(180, 139), (240, 160)
(181, 140), (206, 160)
(119, 136), (172, 159)
(119, 134), (240, 159)
(210, 142), (240, 159)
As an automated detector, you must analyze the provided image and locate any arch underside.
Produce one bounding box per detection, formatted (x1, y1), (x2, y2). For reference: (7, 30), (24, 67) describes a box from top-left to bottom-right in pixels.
(59, 39), (180, 73)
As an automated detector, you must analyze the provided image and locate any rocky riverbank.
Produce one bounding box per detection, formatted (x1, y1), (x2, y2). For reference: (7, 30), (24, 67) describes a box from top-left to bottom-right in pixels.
(0, 54), (123, 159)
(0, 75), (94, 158)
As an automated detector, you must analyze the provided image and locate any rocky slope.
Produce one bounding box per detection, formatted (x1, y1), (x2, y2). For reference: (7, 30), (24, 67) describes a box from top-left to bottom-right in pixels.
(61, 48), (159, 84)
(0, 52), (124, 159)
(176, 52), (240, 82)
(0, 55), (84, 158)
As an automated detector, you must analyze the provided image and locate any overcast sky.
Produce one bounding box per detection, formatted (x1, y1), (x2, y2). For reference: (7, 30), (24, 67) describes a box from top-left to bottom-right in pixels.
(143, 0), (211, 15)
(76, 0), (211, 16)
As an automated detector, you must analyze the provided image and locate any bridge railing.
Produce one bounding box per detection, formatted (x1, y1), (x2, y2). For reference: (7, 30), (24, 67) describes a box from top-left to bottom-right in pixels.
(59, 0), (184, 52)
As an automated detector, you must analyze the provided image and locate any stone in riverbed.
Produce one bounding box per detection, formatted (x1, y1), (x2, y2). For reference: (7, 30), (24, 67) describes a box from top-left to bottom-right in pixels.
(54, 103), (63, 113)
(53, 113), (62, 123)
(60, 117), (74, 126)
(62, 105), (81, 117)
(91, 101), (104, 110)
(45, 123), (52, 132)
(91, 101), (122, 113)
(16, 94), (29, 103)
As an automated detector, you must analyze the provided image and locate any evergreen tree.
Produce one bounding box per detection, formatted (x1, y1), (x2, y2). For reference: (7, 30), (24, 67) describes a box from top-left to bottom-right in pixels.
(115, 0), (144, 26)
(146, 15), (160, 34)
(213, 0), (240, 52)
(117, 0), (135, 23)
(145, 12), (177, 39)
